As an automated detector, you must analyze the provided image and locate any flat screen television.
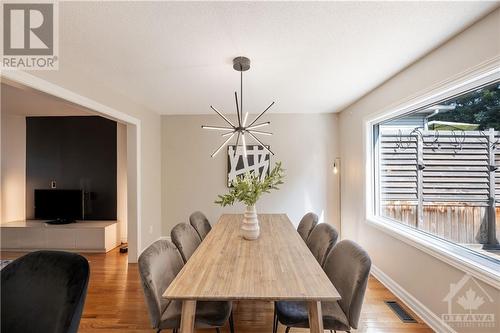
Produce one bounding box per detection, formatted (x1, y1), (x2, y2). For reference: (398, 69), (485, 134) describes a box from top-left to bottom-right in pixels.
(34, 189), (84, 220)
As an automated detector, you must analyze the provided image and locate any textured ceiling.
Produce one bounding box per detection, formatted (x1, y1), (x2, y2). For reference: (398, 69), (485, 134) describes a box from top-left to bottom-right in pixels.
(31, 1), (498, 114)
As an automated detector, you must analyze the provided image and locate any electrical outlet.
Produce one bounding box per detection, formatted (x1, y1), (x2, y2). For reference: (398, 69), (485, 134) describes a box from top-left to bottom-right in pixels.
(50, 180), (56, 188)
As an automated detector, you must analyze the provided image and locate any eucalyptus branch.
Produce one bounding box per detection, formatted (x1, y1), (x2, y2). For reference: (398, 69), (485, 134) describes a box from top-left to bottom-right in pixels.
(215, 162), (285, 207)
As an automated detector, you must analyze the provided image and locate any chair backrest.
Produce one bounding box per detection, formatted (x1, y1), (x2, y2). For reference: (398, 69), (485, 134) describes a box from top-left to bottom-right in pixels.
(297, 212), (318, 241)
(138, 239), (184, 329)
(171, 223), (202, 263)
(189, 211), (212, 240)
(1, 250), (90, 333)
(306, 223), (339, 267)
(323, 240), (371, 329)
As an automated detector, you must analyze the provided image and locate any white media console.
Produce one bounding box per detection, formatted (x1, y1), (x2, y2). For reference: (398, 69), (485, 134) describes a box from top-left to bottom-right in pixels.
(0, 220), (120, 253)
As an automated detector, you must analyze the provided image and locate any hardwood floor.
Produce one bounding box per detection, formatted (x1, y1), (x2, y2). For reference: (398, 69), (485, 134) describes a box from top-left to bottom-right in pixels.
(1, 248), (433, 332)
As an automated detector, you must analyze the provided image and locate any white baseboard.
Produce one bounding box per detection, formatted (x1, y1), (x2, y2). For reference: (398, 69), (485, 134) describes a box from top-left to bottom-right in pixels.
(371, 265), (456, 333)
(159, 236), (171, 242)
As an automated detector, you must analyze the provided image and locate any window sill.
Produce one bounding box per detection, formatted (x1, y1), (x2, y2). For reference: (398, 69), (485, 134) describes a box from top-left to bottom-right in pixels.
(366, 215), (500, 289)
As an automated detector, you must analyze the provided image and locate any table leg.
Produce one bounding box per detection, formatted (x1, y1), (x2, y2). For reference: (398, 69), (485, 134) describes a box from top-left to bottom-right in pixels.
(180, 300), (196, 333)
(307, 301), (323, 333)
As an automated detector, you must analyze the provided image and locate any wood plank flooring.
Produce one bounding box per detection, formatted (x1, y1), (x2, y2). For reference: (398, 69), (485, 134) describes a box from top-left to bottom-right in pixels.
(1, 248), (433, 332)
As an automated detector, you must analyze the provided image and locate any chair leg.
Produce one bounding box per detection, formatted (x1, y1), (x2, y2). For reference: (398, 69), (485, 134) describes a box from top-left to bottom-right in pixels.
(229, 311), (235, 333)
(273, 306), (277, 333)
(285, 327), (290, 333)
(215, 328), (221, 333)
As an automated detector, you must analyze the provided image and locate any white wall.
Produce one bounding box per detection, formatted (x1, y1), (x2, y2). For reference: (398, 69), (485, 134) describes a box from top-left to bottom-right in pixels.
(162, 113), (340, 235)
(339, 8), (500, 333)
(0, 112), (26, 224)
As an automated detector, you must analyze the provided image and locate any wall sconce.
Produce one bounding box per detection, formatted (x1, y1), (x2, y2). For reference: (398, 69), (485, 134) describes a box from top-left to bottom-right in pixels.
(333, 158), (340, 175)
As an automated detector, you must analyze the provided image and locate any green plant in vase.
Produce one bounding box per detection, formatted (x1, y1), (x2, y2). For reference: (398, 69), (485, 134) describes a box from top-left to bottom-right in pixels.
(216, 162), (285, 240)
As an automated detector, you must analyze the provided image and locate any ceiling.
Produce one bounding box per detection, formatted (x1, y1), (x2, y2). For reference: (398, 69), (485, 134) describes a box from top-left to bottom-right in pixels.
(1, 83), (94, 117)
(33, 1), (498, 114)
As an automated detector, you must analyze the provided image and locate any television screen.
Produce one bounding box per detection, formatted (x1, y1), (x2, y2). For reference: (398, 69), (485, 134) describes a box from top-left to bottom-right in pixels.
(34, 189), (84, 220)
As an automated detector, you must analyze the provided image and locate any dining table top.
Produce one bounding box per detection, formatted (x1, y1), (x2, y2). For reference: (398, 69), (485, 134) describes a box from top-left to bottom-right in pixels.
(163, 213), (341, 301)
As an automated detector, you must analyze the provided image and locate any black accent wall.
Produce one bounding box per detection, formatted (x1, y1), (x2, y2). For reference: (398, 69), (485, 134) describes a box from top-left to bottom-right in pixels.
(26, 116), (117, 220)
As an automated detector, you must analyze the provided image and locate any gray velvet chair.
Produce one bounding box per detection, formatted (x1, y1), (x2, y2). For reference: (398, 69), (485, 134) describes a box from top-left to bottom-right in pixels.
(1, 251), (90, 333)
(138, 239), (234, 333)
(171, 223), (202, 263)
(306, 223), (339, 267)
(189, 211), (212, 240)
(274, 240), (372, 333)
(296, 212), (319, 241)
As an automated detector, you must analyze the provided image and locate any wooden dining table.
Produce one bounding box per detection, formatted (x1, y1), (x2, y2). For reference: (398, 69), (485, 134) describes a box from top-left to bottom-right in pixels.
(163, 214), (341, 333)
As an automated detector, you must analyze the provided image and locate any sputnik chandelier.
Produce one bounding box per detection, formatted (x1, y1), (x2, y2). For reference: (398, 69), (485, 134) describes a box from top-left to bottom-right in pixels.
(202, 56), (275, 158)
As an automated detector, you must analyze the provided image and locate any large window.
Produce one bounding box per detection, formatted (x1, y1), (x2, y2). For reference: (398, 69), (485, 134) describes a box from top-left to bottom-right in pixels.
(373, 80), (500, 264)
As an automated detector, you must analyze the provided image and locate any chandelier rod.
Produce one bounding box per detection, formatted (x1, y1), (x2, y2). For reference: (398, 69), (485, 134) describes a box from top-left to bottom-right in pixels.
(240, 65), (243, 125)
(235, 92), (241, 127)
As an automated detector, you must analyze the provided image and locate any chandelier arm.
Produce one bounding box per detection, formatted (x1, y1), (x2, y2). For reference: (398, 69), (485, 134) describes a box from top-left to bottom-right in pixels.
(222, 130), (236, 137)
(233, 131), (241, 158)
(247, 101), (275, 128)
(241, 132), (247, 157)
(243, 112), (249, 127)
(246, 122), (270, 130)
(211, 132), (236, 158)
(247, 131), (275, 156)
(234, 92), (241, 127)
(202, 125), (234, 131)
(248, 129), (273, 136)
(210, 106), (236, 128)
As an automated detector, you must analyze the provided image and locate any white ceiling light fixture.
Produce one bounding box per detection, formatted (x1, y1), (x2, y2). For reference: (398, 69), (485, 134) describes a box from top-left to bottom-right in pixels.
(202, 56), (275, 158)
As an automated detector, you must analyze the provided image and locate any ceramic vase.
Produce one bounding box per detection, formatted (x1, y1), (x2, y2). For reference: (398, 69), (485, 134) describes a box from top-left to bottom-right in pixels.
(241, 205), (260, 240)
